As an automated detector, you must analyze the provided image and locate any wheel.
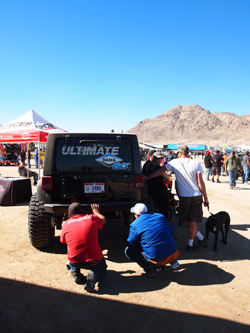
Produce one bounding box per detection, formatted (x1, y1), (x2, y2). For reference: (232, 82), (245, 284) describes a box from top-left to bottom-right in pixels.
(28, 193), (55, 248)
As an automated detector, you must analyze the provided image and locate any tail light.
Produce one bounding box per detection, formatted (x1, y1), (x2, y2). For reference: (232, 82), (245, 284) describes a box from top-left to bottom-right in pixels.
(42, 177), (52, 190)
(134, 175), (144, 188)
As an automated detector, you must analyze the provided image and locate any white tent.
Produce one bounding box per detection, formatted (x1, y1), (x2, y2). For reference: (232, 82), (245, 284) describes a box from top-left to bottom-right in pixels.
(0, 109), (67, 177)
(0, 109), (66, 143)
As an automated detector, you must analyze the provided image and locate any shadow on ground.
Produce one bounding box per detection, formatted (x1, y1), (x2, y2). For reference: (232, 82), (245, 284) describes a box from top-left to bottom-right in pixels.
(97, 260), (234, 295)
(0, 277), (249, 333)
(40, 215), (250, 265)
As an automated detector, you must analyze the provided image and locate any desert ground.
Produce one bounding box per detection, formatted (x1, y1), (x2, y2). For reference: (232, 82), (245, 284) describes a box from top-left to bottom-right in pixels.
(0, 159), (250, 333)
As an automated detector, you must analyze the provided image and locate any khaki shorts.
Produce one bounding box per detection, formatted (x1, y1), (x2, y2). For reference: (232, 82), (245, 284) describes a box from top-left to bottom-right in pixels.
(179, 195), (203, 222)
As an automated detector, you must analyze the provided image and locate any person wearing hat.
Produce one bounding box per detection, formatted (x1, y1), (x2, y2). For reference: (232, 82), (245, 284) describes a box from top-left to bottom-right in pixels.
(20, 148), (26, 164)
(125, 203), (180, 278)
(142, 151), (170, 220)
(60, 202), (107, 292)
(211, 150), (224, 183)
(146, 144), (209, 253)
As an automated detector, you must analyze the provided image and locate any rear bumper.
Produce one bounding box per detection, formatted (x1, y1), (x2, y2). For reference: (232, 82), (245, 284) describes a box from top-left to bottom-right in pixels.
(44, 201), (138, 215)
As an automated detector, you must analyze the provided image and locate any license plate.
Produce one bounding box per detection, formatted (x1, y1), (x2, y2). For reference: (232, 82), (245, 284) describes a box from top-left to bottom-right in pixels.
(84, 183), (105, 193)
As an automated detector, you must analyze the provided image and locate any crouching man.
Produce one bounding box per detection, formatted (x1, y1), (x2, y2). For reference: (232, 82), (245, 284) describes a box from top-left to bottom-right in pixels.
(60, 202), (107, 292)
(125, 203), (180, 278)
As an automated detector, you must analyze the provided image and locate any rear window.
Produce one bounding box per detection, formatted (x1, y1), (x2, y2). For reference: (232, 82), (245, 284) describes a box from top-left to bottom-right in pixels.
(54, 137), (134, 174)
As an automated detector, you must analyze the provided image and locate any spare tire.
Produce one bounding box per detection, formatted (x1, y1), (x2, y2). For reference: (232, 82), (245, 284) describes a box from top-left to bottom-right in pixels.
(28, 193), (54, 248)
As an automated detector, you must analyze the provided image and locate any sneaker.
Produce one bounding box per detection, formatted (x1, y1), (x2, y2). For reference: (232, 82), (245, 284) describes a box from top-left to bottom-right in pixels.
(171, 260), (180, 269)
(84, 271), (97, 292)
(186, 245), (193, 253)
(211, 179), (215, 182)
(216, 180), (221, 183)
(145, 266), (162, 278)
(66, 262), (72, 271)
(229, 186), (233, 189)
(71, 271), (82, 283)
(194, 237), (208, 249)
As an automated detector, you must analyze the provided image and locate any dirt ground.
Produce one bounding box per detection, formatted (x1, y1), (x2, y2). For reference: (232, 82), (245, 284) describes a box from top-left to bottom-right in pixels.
(0, 159), (250, 333)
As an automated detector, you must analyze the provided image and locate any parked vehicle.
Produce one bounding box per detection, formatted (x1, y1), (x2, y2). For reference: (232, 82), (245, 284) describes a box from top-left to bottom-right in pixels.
(28, 132), (149, 248)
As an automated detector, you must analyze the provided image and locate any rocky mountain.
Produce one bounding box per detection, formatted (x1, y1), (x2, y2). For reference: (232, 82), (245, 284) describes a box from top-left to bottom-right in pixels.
(126, 105), (250, 146)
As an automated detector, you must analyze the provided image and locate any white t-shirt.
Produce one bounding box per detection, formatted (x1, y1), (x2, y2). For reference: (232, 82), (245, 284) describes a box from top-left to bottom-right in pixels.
(166, 158), (203, 197)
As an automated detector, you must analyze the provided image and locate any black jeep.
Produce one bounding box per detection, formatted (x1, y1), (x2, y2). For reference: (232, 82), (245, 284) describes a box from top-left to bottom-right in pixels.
(28, 132), (147, 248)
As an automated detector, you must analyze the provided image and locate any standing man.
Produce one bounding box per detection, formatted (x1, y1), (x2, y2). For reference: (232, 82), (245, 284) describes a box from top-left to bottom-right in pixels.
(20, 148), (26, 164)
(242, 151), (250, 184)
(224, 151), (243, 189)
(34, 149), (38, 169)
(125, 203), (180, 278)
(27, 150), (31, 168)
(146, 145), (208, 253)
(40, 148), (44, 168)
(165, 151), (175, 164)
(204, 151), (213, 181)
(211, 150), (224, 183)
(60, 202), (107, 292)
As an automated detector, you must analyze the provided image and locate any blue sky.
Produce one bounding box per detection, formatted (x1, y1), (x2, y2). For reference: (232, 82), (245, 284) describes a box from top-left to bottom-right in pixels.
(0, 0), (249, 133)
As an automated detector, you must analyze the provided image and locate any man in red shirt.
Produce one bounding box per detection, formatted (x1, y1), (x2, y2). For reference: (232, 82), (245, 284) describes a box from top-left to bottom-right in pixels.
(60, 202), (107, 292)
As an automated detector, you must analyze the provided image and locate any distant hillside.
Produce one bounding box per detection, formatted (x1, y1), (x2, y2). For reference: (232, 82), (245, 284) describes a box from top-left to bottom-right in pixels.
(126, 105), (250, 145)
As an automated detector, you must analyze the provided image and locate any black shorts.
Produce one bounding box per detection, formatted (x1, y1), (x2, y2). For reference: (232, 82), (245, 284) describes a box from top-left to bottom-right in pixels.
(179, 195), (203, 222)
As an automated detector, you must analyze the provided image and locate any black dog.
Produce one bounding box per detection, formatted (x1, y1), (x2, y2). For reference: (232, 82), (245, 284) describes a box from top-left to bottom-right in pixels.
(205, 211), (230, 251)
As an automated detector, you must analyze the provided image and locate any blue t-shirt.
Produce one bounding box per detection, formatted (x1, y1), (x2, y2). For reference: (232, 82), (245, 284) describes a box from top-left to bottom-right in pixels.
(127, 213), (177, 261)
(166, 154), (174, 163)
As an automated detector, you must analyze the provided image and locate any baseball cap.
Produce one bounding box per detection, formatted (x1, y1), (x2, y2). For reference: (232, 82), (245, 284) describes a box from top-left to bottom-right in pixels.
(130, 203), (148, 215)
(153, 152), (164, 159)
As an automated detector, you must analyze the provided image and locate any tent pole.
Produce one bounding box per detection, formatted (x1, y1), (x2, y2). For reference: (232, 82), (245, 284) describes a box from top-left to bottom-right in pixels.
(38, 132), (41, 179)
(26, 142), (30, 178)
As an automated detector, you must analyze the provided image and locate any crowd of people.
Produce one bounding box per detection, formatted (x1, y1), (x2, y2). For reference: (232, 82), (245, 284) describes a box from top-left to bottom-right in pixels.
(61, 144), (211, 291)
(204, 149), (249, 188)
(52, 145), (250, 292)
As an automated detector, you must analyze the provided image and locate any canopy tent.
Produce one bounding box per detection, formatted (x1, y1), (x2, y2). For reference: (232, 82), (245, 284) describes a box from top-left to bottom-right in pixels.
(0, 109), (66, 143)
(0, 110), (67, 178)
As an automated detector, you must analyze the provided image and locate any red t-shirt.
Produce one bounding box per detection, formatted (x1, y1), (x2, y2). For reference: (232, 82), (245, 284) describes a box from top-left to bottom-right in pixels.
(60, 214), (103, 263)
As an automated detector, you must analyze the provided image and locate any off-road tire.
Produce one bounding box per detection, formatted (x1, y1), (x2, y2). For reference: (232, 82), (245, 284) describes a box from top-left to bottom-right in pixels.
(28, 193), (54, 248)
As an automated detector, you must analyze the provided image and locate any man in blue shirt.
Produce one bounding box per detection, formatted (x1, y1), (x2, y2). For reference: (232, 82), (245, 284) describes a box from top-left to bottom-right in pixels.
(125, 203), (180, 278)
(165, 151), (175, 164)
